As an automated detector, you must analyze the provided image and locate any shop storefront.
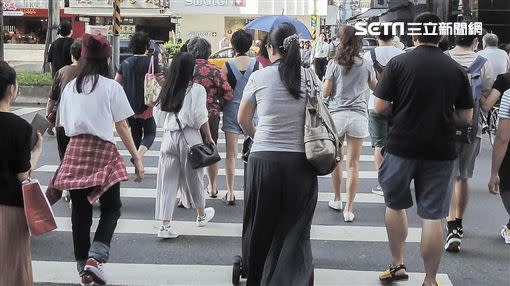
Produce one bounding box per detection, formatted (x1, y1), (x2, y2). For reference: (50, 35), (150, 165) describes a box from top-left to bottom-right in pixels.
(64, 0), (175, 42)
(2, 0), (83, 44)
(169, 0), (327, 51)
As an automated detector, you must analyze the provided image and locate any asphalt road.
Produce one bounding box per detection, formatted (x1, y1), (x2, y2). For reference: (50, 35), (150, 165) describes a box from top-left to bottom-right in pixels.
(11, 106), (510, 286)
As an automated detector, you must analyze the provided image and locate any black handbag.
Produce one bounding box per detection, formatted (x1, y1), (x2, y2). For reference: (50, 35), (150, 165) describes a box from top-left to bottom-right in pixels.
(176, 116), (221, 169)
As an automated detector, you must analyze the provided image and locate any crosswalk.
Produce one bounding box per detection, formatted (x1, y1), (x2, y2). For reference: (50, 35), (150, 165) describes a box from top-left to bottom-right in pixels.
(12, 107), (44, 116)
(31, 126), (454, 285)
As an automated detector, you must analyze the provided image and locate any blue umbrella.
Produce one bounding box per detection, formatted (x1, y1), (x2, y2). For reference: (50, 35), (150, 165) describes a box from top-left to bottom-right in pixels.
(244, 15), (313, 40)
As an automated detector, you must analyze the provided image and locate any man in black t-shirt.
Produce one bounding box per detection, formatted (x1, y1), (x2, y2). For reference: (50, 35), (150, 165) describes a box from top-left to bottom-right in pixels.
(483, 71), (510, 244)
(374, 13), (473, 286)
(48, 21), (74, 77)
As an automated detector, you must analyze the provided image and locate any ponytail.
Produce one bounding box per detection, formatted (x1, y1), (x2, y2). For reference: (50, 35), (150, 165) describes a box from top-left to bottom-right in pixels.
(268, 23), (302, 99)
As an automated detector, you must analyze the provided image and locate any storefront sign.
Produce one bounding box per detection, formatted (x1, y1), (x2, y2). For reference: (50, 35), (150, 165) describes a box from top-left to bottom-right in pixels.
(3, 10), (23, 16)
(185, 0), (245, 6)
(2, 0), (47, 9)
(21, 8), (37, 15)
(188, 31), (218, 37)
(70, 0), (160, 9)
(2, 1), (17, 11)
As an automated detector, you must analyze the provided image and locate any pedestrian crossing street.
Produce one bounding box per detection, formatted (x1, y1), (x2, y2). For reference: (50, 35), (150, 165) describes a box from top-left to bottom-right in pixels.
(31, 126), (454, 285)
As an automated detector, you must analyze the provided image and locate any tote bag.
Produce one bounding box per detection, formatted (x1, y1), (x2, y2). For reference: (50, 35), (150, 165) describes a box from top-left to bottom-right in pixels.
(144, 55), (161, 105)
(22, 179), (57, 236)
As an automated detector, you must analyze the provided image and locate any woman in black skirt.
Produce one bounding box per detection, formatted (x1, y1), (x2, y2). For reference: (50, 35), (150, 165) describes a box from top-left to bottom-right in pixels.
(238, 22), (318, 286)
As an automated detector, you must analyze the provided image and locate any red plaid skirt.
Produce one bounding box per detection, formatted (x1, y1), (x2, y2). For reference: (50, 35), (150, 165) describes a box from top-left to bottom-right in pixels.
(46, 134), (128, 205)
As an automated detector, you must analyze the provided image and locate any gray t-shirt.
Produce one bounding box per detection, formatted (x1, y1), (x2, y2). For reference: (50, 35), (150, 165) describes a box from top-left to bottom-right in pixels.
(324, 58), (375, 116)
(242, 65), (307, 153)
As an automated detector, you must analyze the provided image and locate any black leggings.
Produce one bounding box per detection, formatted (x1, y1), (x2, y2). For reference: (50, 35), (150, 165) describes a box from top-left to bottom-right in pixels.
(128, 117), (157, 150)
(70, 184), (122, 262)
(56, 127), (70, 161)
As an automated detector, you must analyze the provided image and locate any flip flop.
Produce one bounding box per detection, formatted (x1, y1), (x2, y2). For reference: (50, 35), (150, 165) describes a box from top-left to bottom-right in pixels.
(222, 194), (236, 206)
(207, 188), (218, 198)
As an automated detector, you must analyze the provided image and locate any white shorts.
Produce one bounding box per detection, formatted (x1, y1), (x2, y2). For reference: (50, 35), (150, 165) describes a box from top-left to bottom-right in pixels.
(331, 110), (369, 141)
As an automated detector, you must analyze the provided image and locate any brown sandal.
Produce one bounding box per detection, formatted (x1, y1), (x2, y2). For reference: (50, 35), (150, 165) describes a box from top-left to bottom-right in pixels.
(379, 264), (409, 283)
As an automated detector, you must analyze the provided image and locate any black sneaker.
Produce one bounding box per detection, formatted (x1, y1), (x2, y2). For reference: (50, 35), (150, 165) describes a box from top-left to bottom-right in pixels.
(457, 227), (464, 238)
(444, 228), (462, 252)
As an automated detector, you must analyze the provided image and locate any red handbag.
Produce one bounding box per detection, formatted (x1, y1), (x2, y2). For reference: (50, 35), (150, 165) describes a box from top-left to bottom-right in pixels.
(22, 179), (57, 236)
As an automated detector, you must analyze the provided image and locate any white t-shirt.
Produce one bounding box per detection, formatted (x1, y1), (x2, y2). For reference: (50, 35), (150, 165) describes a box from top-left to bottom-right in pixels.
(478, 47), (510, 76)
(363, 46), (404, 109)
(59, 75), (134, 144)
(153, 83), (208, 132)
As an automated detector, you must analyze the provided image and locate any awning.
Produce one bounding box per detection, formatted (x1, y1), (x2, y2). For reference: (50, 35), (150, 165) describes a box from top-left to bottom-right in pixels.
(347, 8), (387, 22)
(64, 7), (171, 17)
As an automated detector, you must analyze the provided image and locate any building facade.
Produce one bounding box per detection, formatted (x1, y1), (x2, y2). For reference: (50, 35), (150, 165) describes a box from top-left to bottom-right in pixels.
(2, 0), (81, 44)
(64, 0), (175, 41)
(169, 0), (328, 49)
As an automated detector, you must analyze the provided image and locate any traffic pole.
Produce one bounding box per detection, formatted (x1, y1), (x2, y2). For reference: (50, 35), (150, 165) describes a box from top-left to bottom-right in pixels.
(112, 0), (121, 73)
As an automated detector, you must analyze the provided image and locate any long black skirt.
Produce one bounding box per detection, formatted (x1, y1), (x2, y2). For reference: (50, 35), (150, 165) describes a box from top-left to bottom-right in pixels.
(243, 151), (318, 286)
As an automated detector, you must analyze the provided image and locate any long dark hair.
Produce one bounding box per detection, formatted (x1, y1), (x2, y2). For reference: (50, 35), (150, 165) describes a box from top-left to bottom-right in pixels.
(74, 58), (110, 93)
(335, 25), (362, 74)
(157, 52), (195, 113)
(267, 23), (301, 99)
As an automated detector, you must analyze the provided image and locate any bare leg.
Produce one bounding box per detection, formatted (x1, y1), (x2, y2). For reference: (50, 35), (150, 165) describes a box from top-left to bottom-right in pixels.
(344, 136), (363, 213)
(447, 178), (469, 221)
(225, 132), (239, 201)
(421, 219), (444, 286)
(206, 163), (219, 196)
(331, 162), (343, 201)
(385, 207), (408, 275)
(196, 208), (205, 217)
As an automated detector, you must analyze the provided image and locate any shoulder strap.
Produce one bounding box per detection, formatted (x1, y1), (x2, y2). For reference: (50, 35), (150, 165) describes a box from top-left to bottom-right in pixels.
(227, 59), (244, 81)
(467, 55), (487, 74)
(244, 60), (257, 79)
(147, 55), (154, 74)
(175, 115), (190, 147)
(370, 48), (384, 74)
(370, 48), (377, 63)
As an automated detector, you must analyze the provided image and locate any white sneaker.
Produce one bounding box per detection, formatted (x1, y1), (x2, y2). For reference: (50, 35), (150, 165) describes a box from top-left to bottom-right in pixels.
(343, 212), (355, 222)
(328, 200), (343, 211)
(196, 207), (215, 227)
(371, 185), (384, 196)
(501, 226), (510, 244)
(157, 225), (179, 239)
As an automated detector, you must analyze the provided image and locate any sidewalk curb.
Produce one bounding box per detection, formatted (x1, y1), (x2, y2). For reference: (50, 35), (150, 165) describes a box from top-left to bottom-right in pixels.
(16, 86), (50, 105)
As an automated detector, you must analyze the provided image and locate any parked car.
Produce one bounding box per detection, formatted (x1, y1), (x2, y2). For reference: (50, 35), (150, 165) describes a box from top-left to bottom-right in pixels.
(119, 39), (169, 70)
(209, 47), (259, 69)
(361, 37), (378, 55)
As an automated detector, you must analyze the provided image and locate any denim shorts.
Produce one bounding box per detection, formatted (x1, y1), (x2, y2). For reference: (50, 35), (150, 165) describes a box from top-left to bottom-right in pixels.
(378, 153), (455, 220)
(331, 110), (369, 142)
(222, 104), (242, 134)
